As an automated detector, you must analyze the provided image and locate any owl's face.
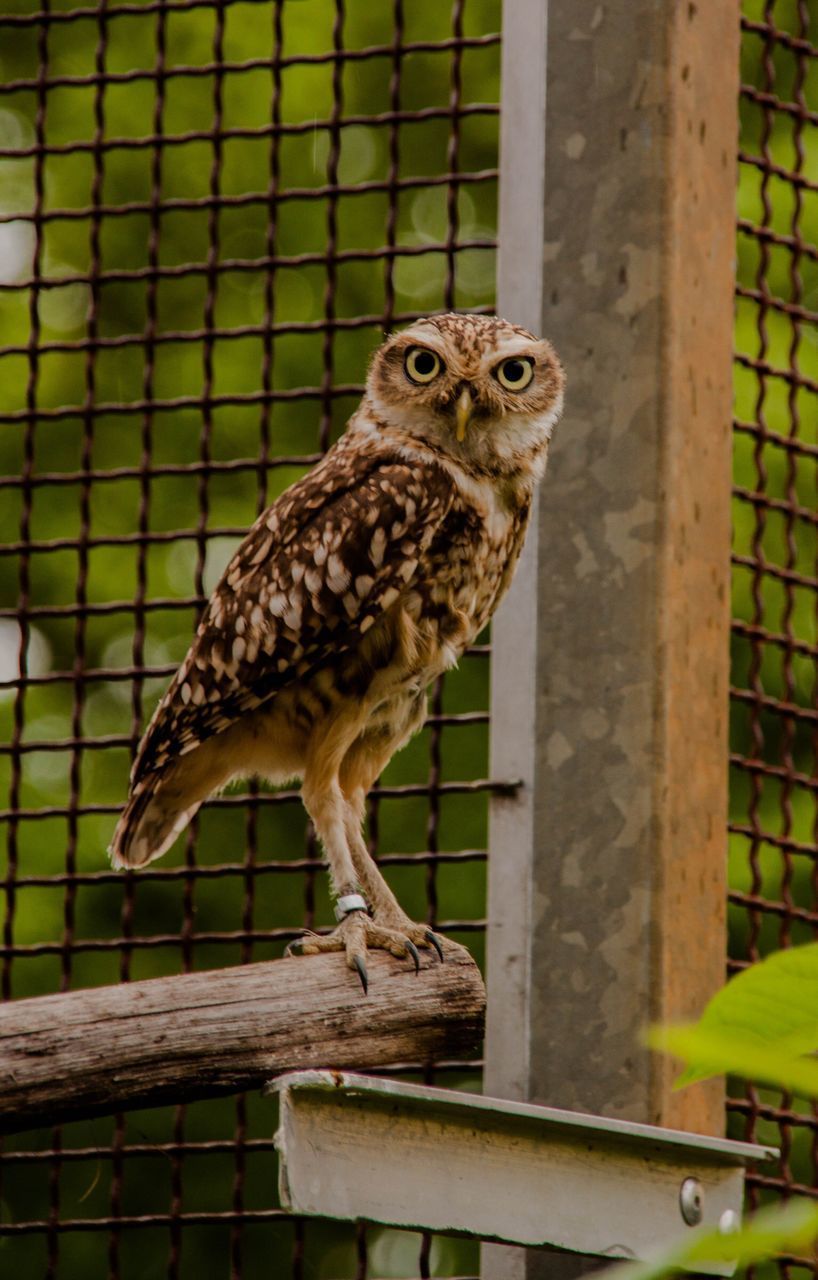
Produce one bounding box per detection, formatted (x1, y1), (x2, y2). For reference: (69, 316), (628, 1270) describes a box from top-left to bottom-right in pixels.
(363, 313), (564, 481)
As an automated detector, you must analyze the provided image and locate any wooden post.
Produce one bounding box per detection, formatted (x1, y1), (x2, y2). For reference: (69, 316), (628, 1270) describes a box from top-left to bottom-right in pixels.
(0, 951), (484, 1134)
(485, 0), (739, 1274)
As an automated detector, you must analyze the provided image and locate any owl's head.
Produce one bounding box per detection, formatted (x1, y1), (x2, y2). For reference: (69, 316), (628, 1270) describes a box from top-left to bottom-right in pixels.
(362, 313), (564, 482)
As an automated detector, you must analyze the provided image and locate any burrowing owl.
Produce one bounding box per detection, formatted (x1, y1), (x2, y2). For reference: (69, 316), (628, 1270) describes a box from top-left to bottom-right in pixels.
(111, 313), (564, 989)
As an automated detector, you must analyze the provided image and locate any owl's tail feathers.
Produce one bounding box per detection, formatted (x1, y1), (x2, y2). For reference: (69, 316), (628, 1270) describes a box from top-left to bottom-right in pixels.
(109, 776), (201, 869)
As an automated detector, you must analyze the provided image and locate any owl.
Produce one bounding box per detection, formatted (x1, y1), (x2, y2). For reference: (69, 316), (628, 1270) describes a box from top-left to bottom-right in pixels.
(111, 313), (564, 990)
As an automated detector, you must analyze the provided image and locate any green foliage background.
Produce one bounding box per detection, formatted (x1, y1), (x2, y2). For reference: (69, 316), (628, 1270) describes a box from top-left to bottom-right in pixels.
(0, 0), (817, 1276)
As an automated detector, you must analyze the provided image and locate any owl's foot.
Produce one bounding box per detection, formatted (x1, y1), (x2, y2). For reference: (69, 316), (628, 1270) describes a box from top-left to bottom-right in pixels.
(284, 898), (450, 994)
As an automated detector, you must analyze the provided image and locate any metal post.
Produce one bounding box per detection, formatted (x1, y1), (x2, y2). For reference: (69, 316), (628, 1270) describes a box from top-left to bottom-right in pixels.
(484, 1), (739, 1274)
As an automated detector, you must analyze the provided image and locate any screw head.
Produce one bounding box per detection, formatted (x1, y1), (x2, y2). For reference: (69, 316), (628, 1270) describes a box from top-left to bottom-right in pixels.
(679, 1177), (704, 1226)
(719, 1209), (740, 1235)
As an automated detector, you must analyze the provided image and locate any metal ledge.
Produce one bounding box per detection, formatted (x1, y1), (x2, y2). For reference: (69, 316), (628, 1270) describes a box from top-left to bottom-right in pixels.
(269, 1071), (776, 1273)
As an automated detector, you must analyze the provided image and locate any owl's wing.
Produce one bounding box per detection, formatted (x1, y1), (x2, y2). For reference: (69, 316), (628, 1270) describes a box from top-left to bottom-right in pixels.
(129, 446), (456, 784)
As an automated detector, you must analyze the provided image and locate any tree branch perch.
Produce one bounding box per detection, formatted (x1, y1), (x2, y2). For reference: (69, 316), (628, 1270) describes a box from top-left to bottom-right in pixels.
(0, 950), (485, 1134)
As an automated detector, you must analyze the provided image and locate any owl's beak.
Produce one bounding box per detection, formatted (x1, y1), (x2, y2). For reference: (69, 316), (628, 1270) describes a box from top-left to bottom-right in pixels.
(455, 386), (473, 443)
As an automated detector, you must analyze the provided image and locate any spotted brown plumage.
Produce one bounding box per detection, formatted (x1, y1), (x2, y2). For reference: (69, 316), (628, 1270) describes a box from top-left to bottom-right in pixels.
(111, 312), (564, 988)
(130, 448), (456, 774)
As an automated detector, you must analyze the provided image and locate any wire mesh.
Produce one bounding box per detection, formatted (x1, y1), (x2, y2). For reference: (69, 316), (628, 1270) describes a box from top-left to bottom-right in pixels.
(731, 2), (818, 1275)
(0, 1), (501, 1275)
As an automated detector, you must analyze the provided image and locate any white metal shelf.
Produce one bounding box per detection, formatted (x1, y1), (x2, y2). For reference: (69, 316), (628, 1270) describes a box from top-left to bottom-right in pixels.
(270, 1071), (775, 1274)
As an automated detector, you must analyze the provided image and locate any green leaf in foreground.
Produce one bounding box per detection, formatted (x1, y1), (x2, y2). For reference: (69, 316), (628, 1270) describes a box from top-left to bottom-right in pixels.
(649, 1025), (818, 1100)
(650, 942), (818, 1089)
(607, 1199), (818, 1280)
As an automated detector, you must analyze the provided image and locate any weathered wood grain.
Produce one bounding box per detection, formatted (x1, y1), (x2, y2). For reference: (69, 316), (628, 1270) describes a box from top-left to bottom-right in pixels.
(0, 950), (485, 1134)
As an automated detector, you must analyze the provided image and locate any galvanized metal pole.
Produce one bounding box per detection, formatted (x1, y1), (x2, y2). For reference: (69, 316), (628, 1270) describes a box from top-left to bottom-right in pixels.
(485, 0), (739, 1274)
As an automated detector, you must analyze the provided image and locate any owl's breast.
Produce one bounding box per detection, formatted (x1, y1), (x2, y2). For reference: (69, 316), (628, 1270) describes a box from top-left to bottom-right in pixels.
(419, 490), (530, 649)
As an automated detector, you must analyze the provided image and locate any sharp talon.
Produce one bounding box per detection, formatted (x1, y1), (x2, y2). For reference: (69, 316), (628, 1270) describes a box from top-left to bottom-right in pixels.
(284, 940), (301, 957)
(426, 930), (445, 963)
(353, 954), (368, 995)
(406, 939), (421, 973)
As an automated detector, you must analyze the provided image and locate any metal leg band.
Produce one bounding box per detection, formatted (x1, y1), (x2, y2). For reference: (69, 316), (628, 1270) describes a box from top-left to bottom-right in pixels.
(335, 893), (368, 922)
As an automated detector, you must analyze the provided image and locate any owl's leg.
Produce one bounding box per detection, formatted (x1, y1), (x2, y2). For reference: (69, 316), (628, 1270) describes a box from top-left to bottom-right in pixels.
(342, 787), (450, 962)
(337, 709), (471, 983)
(285, 705), (465, 990)
(291, 778), (434, 991)
(291, 776), (373, 990)
(286, 716), (419, 989)
(300, 775), (358, 898)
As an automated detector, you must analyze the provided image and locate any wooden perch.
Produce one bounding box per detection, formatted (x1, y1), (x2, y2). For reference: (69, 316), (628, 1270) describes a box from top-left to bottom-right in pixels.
(0, 950), (485, 1135)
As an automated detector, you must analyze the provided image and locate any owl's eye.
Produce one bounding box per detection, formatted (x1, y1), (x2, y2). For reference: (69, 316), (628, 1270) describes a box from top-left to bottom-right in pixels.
(405, 347), (443, 384)
(495, 357), (534, 391)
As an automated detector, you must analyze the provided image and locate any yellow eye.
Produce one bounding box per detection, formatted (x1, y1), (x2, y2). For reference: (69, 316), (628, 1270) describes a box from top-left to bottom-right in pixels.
(495, 356), (534, 391)
(405, 346), (443, 384)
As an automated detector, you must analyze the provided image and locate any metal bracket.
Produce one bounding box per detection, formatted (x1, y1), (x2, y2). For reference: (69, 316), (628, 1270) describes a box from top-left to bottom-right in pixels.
(269, 1071), (776, 1273)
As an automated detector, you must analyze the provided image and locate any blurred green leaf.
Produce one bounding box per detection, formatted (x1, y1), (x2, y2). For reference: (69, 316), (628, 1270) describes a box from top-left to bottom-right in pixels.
(608, 1199), (818, 1280)
(648, 943), (818, 1090)
(625, 946), (818, 1280)
(650, 1025), (818, 1100)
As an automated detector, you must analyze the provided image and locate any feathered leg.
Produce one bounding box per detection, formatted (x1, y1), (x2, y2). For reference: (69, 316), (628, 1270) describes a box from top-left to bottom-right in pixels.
(287, 713), (445, 990)
(342, 787), (448, 964)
